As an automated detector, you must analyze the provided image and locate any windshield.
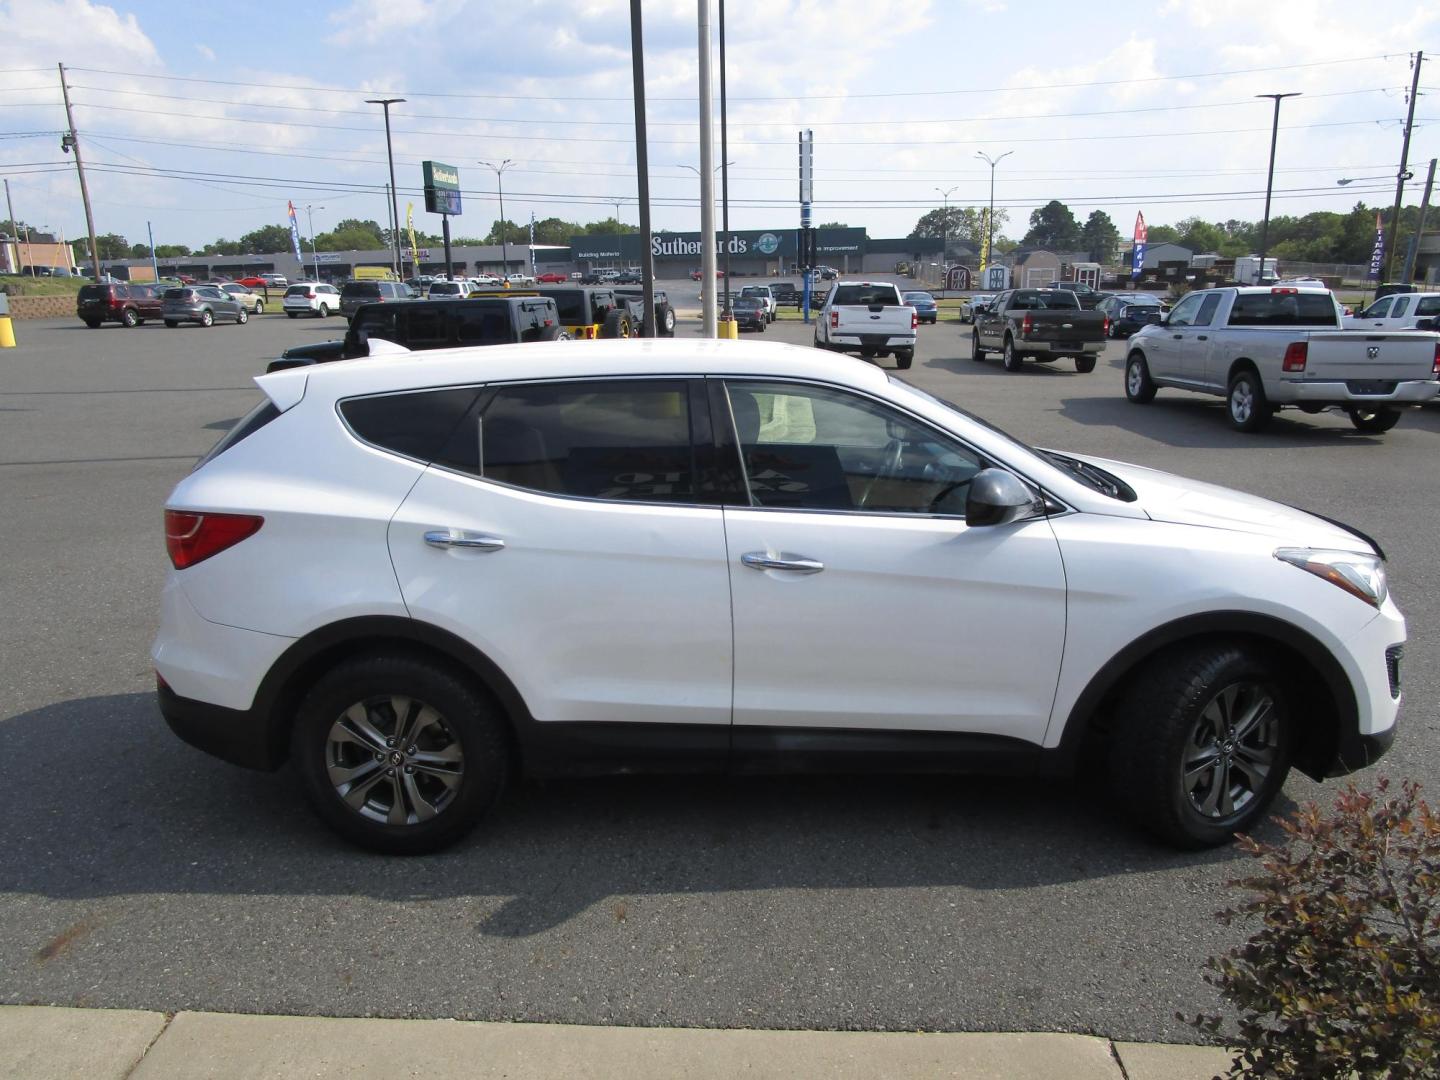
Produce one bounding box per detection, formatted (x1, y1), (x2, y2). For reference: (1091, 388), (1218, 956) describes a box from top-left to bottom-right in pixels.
(1228, 291), (1338, 327)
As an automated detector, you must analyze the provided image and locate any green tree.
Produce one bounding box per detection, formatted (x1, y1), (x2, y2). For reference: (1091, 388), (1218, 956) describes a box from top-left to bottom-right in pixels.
(237, 224), (296, 253)
(909, 206), (1008, 255)
(483, 219), (530, 245)
(1146, 223), (1181, 244)
(154, 244), (191, 258)
(69, 232), (130, 261)
(1078, 210), (1121, 262)
(530, 217), (582, 245)
(817, 221), (849, 229)
(1175, 217), (1226, 255)
(1021, 200), (1081, 250)
(315, 218), (386, 251)
(582, 217), (638, 235)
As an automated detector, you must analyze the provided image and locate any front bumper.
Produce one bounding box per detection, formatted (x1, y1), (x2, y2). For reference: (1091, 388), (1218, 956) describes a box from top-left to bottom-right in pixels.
(1270, 378), (1440, 406)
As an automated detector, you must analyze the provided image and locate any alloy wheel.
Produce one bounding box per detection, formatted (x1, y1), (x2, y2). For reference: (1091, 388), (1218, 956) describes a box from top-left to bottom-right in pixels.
(324, 695), (465, 826)
(1229, 380), (1253, 424)
(1181, 681), (1279, 820)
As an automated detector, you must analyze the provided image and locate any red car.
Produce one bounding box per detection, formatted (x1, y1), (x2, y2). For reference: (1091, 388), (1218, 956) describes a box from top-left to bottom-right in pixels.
(76, 282), (164, 328)
(535, 272), (568, 284)
(689, 268), (726, 281)
(236, 276), (268, 288)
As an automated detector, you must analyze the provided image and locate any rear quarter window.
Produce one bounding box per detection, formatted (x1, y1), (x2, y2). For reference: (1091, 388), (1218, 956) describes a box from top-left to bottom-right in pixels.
(340, 388), (483, 466)
(1414, 297), (1440, 317)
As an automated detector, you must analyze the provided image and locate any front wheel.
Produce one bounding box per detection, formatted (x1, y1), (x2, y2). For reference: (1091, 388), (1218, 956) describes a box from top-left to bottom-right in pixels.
(292, 654), (510, 854)
(163, 320), (178, 328)
(1125, 353), (1157, 403)
(1347, 406), (1401, 433)
(971, 330), (986, 361)
(1002, 337), (1024, 372)
(1075, 355), (1096, 373)
(236, 307), (249, 324)
(1107, 644), (1293, 849)
(1227, 368), (1270, 432)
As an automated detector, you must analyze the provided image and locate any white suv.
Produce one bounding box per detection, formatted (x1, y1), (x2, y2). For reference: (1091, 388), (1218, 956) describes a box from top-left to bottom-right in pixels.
(282, 282), (340, 318)
(154, 340), (1403, 853)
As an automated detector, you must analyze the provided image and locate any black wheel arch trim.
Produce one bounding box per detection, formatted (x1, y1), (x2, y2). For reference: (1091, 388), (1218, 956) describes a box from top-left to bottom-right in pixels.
(1053, 610), (1364, 782)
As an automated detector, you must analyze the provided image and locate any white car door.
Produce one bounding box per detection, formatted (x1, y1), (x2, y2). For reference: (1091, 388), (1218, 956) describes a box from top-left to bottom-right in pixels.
(718, 379), (1066, 745)
(387, 378), (734, 743)
(1352, 296), (1392, 330)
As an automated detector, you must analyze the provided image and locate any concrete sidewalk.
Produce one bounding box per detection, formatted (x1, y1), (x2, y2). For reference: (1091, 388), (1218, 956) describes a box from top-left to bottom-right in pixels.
(0, 1006), (1235, 1079)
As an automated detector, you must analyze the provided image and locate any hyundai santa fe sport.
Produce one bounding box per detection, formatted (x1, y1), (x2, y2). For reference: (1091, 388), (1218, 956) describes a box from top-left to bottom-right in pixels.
(154, 340), (1403, 853)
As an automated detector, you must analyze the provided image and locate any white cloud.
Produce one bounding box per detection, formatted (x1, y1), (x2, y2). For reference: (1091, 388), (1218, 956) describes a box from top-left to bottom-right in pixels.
(196, 43), (215, 62)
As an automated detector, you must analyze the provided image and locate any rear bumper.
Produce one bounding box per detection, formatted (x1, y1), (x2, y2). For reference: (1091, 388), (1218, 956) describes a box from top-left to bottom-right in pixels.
(828, 333), (917, 350)
(158, 682), (280, 771)
(1270, 379), (1440, 405)
(1023, 339), (1105, 354)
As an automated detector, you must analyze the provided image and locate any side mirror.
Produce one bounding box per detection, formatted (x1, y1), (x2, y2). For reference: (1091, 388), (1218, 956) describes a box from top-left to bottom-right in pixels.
(965, 468), (1041, 528)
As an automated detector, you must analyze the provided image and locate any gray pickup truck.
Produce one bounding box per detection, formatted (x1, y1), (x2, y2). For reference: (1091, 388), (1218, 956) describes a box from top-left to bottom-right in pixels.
(972, 289), (1109, 372)
(1123, 285), (1440, 433)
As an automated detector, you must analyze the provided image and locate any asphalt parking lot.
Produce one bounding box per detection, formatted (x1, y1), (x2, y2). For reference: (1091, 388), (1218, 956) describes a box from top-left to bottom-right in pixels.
(1, 307), (1436, 1042)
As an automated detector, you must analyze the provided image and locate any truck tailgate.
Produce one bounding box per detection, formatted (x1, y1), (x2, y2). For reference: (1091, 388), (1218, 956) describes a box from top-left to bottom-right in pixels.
(833, 306), (914, 336)
(1022, 311), (1106, 343)
(1305, 332), (1438, 383)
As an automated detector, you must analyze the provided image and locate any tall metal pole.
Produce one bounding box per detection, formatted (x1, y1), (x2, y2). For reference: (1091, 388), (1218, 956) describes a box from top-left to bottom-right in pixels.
(1255, 92), (1300, 284)
(1401, 157), (1436, 284)
(975, 151), (1012, 275)
(719, 0), (731, 318)
(936, 185), (956, 287)
(630, 0), (655, 336)
(697, 0), (717, 337)
(146, 220), (158, 281)
(480, 160), (514, 277)
(1385, 51), (1424, 283)
(305, 204), (324, 282)
(3, 179), (18, 275)
(365, 97), (406, 276)
(58, 64), (101, 282)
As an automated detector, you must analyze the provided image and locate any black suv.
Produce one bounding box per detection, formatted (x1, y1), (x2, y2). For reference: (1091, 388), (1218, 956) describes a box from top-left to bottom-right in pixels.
(267, 296), (564, 372)
(339, 280), (412, 319)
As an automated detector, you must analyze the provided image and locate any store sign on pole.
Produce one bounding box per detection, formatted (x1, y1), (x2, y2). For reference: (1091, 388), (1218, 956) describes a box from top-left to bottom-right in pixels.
(423, 161), (462, 216)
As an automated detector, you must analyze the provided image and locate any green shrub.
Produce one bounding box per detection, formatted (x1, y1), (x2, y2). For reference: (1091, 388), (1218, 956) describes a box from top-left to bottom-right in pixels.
(1186, 780), (1439, 1078)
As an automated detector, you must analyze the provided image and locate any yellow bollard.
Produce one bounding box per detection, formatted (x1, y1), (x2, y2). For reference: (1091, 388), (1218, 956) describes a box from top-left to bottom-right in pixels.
(717, 316), (738, 340)
(0, 315), (15, 348)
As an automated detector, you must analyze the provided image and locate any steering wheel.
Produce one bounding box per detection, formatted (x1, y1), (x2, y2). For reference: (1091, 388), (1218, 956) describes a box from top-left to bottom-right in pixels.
(856, 438), (908, 509)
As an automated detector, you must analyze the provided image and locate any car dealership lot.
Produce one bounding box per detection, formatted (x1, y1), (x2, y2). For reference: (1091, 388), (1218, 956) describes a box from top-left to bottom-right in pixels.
(1, 313), (1437, 1041)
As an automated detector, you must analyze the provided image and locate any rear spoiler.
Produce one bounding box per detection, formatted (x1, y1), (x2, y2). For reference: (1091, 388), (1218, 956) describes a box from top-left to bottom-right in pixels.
(254, 367), (308, 412)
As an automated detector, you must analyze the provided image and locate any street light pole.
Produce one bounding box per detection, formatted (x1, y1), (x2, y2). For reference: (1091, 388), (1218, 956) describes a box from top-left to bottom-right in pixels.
(975, 151), (1012, 274)
(935, 185), (956, 286)
(479, 159), (515, 277)
(364, 97), (406, 276)
(305, 204), (325, 282)
(1255, 92), (1301, 284)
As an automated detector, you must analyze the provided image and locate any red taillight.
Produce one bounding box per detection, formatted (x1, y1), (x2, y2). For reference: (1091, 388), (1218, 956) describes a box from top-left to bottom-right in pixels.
(1102, 316), (1110, 336)
(1282, 341), (1308, 372)
(830, 311), (839, 329)
(1433, 341), (1440, 378)
(1271, 287), (1298, 295)
(1022, 313), (1034, 336)
(911, 310), (919, 330)
(165, 509), (263, 569)
(306, 290), (316, 299)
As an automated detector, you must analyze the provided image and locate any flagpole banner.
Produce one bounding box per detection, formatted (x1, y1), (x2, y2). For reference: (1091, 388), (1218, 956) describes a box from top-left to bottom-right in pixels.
(407, 203), (419, 267)
(979, 208), (990, 269)
(1367, 212), (1385, 281)
(1131, 212), (1147, 280)
(287, 201), (303, 260)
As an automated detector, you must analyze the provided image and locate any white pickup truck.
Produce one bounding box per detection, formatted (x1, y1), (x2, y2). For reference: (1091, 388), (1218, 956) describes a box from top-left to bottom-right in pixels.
(814, 280), (917, 369)
(1123, 285), (1440, 433)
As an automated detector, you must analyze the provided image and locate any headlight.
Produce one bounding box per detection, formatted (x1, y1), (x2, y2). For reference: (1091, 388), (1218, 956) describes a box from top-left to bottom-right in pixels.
(1274, 548), (1388, 608)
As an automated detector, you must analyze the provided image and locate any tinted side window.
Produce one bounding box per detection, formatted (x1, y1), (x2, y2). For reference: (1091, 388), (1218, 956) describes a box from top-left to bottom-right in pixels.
(340, 388), (482, 462)
(1167, 293), (1205, 327)
(1193, 293), (1223, 326)
(1391, 296), (1411, 317)
(405, 307), (451, 349)
(456, 306), (511, 345)
(1416, 297), (1440, 317)
(724, 381), (985, 515)
(480, 380), (696, 503)
(1228, 293), (1339, 327)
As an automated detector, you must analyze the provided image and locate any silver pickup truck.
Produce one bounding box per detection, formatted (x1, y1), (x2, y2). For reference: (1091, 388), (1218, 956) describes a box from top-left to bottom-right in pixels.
(1123, 286), (1440, 433)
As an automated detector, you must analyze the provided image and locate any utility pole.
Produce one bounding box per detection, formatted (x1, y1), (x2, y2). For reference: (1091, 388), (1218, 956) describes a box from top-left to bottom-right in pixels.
(697, 0), (717, 337)
(1401, 157), (1436, 284)
(146, 220), (158, 281)
(719, 0), (733, 321)
(305, 204), (324, 282)
(1384, 50), (1424, 283)
(629, 0), (655, 336)
(936, 185), (957, 288)
(975, 150), (1012, 278)
(58, 63), (101, 282)
(3, 179), (18, 275)
(365, 97), (405, 276)
(1255, 92), (1301, 284)
(479, 159), (514, 277)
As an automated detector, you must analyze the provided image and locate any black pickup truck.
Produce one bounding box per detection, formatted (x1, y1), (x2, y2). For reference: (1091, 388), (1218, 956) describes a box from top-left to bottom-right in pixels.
(611, 286), (677, 336)
(971, 288), (1108, 373)
(266, 296), (564, 372)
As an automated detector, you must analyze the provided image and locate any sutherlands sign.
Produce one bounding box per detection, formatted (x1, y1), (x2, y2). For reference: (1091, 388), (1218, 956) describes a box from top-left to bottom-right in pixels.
(423, 160), (462, 216)
(649, 233), (782, 257)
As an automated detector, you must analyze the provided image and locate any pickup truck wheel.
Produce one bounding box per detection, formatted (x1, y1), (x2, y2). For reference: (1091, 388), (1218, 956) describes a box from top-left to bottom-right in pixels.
(893, 348), (914, 370)
(1107, 643), (1294, 849)
(971, 330), (986, 361)
(1002, 337), (1025, 372)
(1347, 406), (1401, 433)
(1075, 355), (1096, 373)
(1227, 368), (1271, 432)
(1125, 353), (1157, 403)
(660, 304), (676, 336)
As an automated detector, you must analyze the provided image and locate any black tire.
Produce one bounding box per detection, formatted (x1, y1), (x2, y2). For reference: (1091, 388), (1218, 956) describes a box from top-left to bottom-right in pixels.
(236, 307), (249, 325)
(163, 320), (178, 328)
(660, 303), (676, 337)
(971, 330), (986, 361)
(860, 346), (879, 358)
(121, 307), (139, 328)
(255, 300), (265, 314)
(1227, 367), (1270, 432)
(1075, 355), (1097, 373)
(538, 324), (570, 341)
(1125, 352), (1157, 403)
(1002, 336), (1025, 372)
(286, 311), (298, 319)
(893, 347), (914, 370)
(199, 309), (214, 328)
(601, 308), (631, 339)
(317, 304), (329, 318)
(758, 321), (766, 333)
(1347, 406), (1401, 433)
(83, 318), (102, 329)
(1106, 644), (1294, 849)
(292, 654), (509, 854)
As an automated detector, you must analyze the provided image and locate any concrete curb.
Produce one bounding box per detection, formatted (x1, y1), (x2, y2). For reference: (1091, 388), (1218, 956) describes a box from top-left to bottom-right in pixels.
(0, 1006), (1236, 1079)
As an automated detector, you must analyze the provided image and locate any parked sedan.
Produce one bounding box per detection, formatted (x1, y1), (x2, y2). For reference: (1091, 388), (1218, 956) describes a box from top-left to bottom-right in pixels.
(161, 285), (249, 327)
(1096, 294), (1165, 338)
(220, 283), (266, 313)
(903, 290), (939, 324)
(959, 294), (994, 323)
(730, 296), (768, 332)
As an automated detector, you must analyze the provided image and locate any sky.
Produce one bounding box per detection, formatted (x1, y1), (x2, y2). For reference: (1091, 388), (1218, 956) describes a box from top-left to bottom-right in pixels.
(1, 0), (1438, 251)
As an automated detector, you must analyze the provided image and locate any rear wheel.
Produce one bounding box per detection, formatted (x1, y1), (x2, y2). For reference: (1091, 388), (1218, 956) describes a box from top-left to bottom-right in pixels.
(121, 308), (139, 328)
(199, 309), (214, 328)
(1227, 368), (1270, 432)
(317, 303), (329, 318)
(971, 330), (986, 361)
(1125, 353), (1157, 403)
(293, 654), (509, 854)
(1075, 355), (1096, 373)
(893, 347), (914, 370)
(601, 309), (632, 339)
(1107, 644), (1293, 848)
(254, 300), (264, 314)
(83, 318), (102, 329)
(1347, 406), (1401, 433)
(1002, 336), (1025, 372)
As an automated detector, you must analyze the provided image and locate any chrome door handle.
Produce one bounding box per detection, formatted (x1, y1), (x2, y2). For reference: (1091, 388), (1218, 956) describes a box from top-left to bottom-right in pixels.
(741, 551), (824, 574)
(424, 529), (505, 552)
